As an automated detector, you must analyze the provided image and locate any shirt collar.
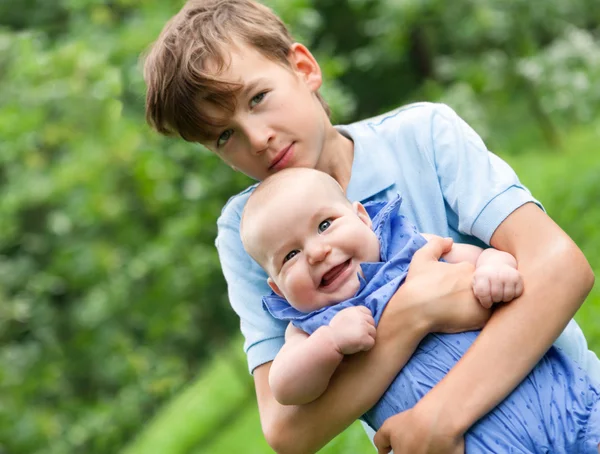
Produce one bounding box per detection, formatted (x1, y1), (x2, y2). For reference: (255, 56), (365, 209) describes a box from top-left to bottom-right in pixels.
(336, 122), (395, 203)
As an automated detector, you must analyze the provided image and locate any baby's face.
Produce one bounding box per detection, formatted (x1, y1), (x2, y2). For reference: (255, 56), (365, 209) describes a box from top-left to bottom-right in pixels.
(252, 185), (380, 313)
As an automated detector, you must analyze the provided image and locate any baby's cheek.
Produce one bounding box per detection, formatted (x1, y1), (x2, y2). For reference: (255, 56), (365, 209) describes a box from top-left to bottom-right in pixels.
(289, 275), (320, 309)
(360, 233), (380, 262)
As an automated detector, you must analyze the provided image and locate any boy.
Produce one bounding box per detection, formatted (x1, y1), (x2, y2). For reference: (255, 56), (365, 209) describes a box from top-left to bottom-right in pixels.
(240, 167), (600, 453)
(143, 1), (600, 452)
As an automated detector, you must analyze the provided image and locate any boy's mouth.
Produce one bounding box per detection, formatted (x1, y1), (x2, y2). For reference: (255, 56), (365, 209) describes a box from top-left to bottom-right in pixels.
(320, 259), (351, 288)
(269, 143), (294, 171)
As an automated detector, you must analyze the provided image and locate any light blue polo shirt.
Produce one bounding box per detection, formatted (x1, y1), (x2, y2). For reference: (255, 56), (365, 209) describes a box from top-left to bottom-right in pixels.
(215, 102), (600, 382)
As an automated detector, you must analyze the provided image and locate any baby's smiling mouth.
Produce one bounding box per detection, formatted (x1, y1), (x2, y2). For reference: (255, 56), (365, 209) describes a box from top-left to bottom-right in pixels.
(320, 259), (351, 288)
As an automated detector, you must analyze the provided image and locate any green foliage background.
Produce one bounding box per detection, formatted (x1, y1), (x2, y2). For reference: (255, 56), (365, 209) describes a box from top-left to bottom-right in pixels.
(0, 1), (598, 453)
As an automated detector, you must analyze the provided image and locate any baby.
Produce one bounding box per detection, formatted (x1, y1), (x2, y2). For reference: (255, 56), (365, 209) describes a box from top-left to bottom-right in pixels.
(241, 167), (600, 453)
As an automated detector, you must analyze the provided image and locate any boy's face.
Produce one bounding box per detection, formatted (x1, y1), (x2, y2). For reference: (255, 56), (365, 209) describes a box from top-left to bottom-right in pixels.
(200, 43), (330, 181)
(249, 183), (380, 313)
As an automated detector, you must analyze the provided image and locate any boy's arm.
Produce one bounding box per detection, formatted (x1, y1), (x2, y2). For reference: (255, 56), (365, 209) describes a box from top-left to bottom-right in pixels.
(374, 203), (595, 453)
(255, 237), (491, 454)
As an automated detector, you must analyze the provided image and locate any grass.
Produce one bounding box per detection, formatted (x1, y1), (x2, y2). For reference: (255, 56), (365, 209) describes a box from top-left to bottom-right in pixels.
(123, 123), (600, 454)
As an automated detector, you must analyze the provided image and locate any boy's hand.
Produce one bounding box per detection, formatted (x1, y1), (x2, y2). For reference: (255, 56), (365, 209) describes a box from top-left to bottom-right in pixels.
(374, 403), (464, 454)
(328, 306), (376, 355)
(402, 237), (491, 334)
(472, 264), (524, 309)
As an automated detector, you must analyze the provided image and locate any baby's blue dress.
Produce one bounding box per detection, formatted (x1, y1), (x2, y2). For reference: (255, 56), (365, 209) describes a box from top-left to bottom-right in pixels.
(264, 196), (600, 453)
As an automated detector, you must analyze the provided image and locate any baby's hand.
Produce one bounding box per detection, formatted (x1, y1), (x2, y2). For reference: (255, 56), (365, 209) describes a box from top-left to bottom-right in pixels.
(328, 306), (376, 355)
(473, 264), (524, 309)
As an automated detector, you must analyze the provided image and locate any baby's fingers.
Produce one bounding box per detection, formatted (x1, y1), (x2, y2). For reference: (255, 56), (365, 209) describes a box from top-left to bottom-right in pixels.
(473, 276), (493, 309)
(502, 282), (516, 302)
(361, 334), (376, 351)
(514, 276), (524, 299)
(490, 278), (504, 303)
(501, 269), (524, 302)
(356, 306), (376, 326)
(366, 321), (377, 339)
(357, 306), (372, 316)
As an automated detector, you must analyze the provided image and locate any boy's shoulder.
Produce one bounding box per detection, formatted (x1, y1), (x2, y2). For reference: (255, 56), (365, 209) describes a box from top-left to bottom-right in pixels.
(344, 101), (453, 134)
(337, 102), (457, 167)
(217, 182), (258, 229)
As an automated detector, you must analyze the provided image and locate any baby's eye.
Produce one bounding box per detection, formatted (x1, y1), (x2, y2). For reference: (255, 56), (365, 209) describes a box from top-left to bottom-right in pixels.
(250, 92), (266, 108)
(217, 129), (233, 148)
(283, 250), (299, 263)
(318, 219), (331, 233)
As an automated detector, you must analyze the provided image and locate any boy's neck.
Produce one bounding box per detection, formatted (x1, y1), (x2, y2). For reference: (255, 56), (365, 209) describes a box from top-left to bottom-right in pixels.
(316, 126), (354, 194)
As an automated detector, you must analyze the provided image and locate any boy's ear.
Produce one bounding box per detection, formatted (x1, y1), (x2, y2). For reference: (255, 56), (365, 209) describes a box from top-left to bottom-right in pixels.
(267, 277), (284, 297)
(353, 201), (372, 229)
(288, 43), (322, 92)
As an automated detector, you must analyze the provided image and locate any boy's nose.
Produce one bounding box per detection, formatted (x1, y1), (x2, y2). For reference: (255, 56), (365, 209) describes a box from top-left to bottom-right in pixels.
(245, 123), (274, 155)
(307, 243), (331, 265)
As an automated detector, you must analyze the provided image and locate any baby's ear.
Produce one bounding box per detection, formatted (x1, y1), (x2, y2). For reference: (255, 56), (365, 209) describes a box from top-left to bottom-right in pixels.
(267, 277), (284, 297)
(353, 201), (372, 229)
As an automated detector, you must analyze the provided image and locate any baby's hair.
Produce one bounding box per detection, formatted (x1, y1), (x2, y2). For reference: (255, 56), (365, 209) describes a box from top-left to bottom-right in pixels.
(143, 0), (330, 143)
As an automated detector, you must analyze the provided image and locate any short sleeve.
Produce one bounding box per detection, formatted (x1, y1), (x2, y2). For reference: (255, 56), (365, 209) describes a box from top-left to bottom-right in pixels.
(215, 193), (286, 373)
(428, 104), (543, 244)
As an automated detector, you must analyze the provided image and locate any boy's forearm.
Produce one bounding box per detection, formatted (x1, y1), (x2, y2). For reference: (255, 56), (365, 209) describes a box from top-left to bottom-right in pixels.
(414, 206), (595, 436)
(269, 327), (344, 405)
(256, 291), (431, 454)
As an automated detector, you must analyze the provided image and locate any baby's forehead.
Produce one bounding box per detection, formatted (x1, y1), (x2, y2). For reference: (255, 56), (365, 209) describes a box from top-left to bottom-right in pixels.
(245, 194), (309, 237)
(242, 169), (347, 236)
(251, 196), (310, 235)
(265, 186), (337, 217)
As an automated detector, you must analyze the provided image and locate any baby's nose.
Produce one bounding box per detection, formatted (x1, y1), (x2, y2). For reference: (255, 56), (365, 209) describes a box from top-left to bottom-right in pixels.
(307, 243), (331, 264)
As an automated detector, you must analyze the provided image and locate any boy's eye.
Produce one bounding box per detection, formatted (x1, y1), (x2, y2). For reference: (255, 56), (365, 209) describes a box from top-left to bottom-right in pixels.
(250, 92), (266, 108)
(217, 129), (233, 147)
(283, 250), (299, 263)
(318, 219), (331, 233)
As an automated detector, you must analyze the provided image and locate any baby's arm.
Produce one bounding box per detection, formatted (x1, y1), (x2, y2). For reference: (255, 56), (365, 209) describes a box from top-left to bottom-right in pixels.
(421, 234), (523, 308)
(269, 306), (376, 405)
(269, 323), (342, 406)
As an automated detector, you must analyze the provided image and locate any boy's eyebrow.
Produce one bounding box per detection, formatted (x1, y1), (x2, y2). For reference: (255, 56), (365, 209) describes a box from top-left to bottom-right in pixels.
(241, 78), (270, 99)
(198, 78), (270, 141)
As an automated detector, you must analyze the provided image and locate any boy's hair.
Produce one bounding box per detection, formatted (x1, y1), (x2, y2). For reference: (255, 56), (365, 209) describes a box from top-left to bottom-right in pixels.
(143, 0), (331, 143)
